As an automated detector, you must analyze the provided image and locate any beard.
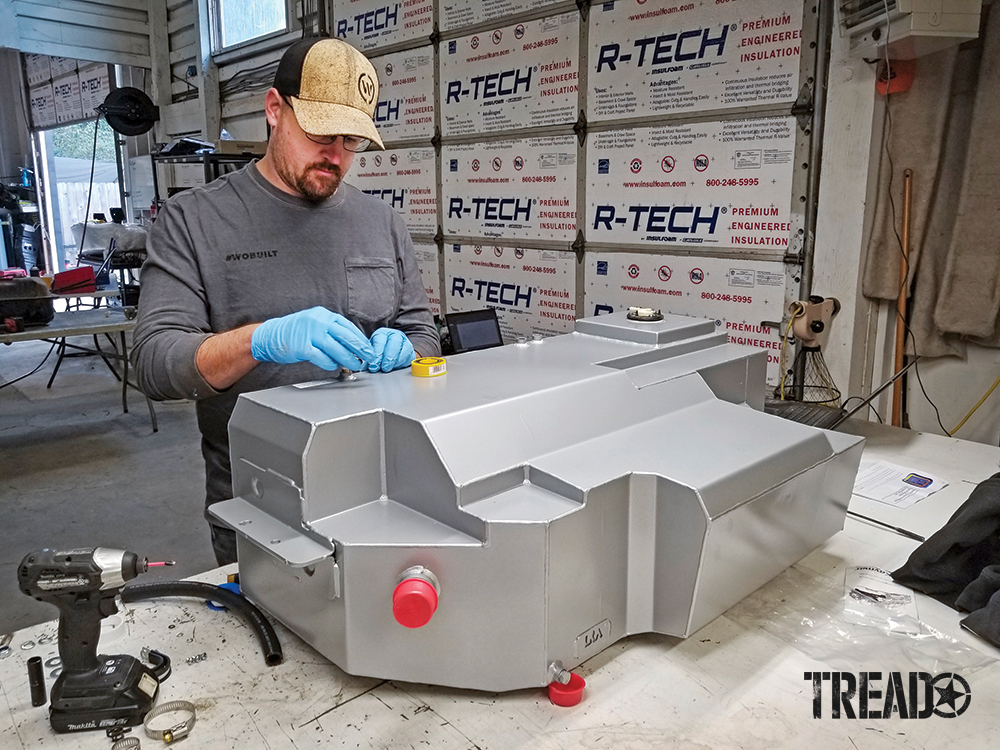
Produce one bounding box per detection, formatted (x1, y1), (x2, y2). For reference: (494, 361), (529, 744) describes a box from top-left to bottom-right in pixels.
(271, 135), (343, 202)
(281, 160), (342, 203)
(292, 161), (343, 202)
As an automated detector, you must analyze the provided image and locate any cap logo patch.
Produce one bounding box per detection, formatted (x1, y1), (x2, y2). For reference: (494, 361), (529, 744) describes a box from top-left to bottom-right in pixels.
(358, 73), (376, 104)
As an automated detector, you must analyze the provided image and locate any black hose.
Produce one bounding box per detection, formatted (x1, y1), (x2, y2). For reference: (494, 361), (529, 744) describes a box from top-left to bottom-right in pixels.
(121, 581), (283, 666)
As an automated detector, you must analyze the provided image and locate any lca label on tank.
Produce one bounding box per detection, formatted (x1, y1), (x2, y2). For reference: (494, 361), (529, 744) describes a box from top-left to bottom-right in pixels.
(575, 618), (611, 657)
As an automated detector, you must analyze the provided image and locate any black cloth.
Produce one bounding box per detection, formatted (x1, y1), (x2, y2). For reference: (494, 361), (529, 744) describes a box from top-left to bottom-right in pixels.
(891, 473), (1000, 647)
(955, 564), (1000, 611)
(961, 581), (1000, 647)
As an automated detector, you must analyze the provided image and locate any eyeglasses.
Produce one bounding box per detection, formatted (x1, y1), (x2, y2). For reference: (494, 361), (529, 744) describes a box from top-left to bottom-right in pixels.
(281, 96), (371, 152)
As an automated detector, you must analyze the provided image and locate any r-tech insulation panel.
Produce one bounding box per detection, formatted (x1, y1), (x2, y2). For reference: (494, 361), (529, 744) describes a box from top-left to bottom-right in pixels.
(341, 0), (815, 381)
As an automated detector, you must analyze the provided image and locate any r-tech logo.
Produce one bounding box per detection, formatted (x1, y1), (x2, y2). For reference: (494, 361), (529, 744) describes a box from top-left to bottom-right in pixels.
(452, 277), (533, 309)
(449, 197), (532, 222)
(360, 188), (405, 209)
(445, 68), (534, 104)
(596, 25), (729, 73)
(374, 99), (400, 122)
(593, 204), (723, 236)
(805, 672), (971, 719)
(336, 3), (399, 38)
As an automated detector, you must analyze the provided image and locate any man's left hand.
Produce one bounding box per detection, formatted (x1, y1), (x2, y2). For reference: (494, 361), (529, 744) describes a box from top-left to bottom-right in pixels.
(368, 328), (415, 373)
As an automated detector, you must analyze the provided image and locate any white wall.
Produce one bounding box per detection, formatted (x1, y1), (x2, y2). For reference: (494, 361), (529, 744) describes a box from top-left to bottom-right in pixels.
(813, 27), (878, 404)
(817, 23), (1000, 447)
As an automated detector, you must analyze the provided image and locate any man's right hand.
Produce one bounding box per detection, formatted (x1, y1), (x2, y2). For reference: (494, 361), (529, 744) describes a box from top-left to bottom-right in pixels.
(251, 306), (375, 371)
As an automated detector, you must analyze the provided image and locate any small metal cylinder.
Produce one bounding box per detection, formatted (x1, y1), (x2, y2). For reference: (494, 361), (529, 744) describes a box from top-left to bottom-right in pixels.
(27, 655), (46, 707)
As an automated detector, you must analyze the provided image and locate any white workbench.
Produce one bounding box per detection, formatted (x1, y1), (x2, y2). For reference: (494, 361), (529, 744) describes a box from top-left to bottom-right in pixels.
(2, 421), (999, 749)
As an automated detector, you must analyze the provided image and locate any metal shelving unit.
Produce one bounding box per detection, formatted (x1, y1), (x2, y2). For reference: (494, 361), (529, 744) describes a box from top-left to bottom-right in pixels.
(150, 152), (262, 205)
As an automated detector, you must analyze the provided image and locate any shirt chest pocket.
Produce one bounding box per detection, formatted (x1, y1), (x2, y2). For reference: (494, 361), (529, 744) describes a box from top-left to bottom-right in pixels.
(345, 257), (398, 325)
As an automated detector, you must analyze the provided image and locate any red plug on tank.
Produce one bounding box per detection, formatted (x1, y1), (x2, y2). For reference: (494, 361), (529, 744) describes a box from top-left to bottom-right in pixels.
(392, 567), (440, 628)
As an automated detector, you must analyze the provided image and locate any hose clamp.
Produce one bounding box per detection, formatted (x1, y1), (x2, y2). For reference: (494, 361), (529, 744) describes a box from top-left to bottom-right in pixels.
(143, 700), (196, 743)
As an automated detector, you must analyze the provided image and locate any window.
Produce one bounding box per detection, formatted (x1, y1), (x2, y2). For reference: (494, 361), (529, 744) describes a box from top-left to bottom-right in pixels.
(213, 0), (287, 52)
(35, 118), (125, 271)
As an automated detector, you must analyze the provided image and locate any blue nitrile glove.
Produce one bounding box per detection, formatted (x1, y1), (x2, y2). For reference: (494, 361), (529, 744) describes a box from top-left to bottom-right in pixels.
(367, 328), (415, 373)
(251, 306), (375, 371)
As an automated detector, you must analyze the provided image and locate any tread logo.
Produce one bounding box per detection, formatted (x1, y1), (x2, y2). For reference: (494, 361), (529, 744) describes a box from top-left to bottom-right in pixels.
(805, 672), (971, 719)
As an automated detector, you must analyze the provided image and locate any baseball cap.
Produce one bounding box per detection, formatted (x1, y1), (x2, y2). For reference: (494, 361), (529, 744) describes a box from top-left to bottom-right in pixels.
(273, 38), (384, 150)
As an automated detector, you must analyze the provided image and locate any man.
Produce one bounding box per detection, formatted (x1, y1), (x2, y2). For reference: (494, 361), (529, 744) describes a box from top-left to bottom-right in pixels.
(132, 38), (440, 565)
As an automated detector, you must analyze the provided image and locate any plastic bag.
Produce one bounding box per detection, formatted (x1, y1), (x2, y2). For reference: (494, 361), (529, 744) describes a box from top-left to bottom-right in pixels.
(70, 222), (148, 258)
(727, 564), (995, 675)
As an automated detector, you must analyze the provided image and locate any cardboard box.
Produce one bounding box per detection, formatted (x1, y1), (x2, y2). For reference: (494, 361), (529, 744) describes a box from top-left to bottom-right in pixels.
(215, 140), (267, 155)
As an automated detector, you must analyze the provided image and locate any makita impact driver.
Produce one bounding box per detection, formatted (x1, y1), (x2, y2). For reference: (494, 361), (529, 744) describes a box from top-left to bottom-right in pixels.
(18, 548), (159, 733)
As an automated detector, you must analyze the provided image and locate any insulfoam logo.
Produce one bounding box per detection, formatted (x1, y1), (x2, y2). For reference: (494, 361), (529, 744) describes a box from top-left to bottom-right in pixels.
(445, 67), (533, 103)
(361, 188), (406, 209)
(336, 4), (399, 37)
(375, 99), (401, 123)
(448, 197), (532, 222)
(451, 277), (533, 308)
(592, 204), (722, 235)
(596, 26), (729, 72)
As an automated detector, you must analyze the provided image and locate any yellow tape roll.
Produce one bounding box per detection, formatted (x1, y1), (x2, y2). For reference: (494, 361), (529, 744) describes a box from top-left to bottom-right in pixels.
(411, 357), (447, 378)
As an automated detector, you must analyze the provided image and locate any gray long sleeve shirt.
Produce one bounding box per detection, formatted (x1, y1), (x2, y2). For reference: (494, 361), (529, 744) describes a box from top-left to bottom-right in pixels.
(132, 162), (439, 509)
